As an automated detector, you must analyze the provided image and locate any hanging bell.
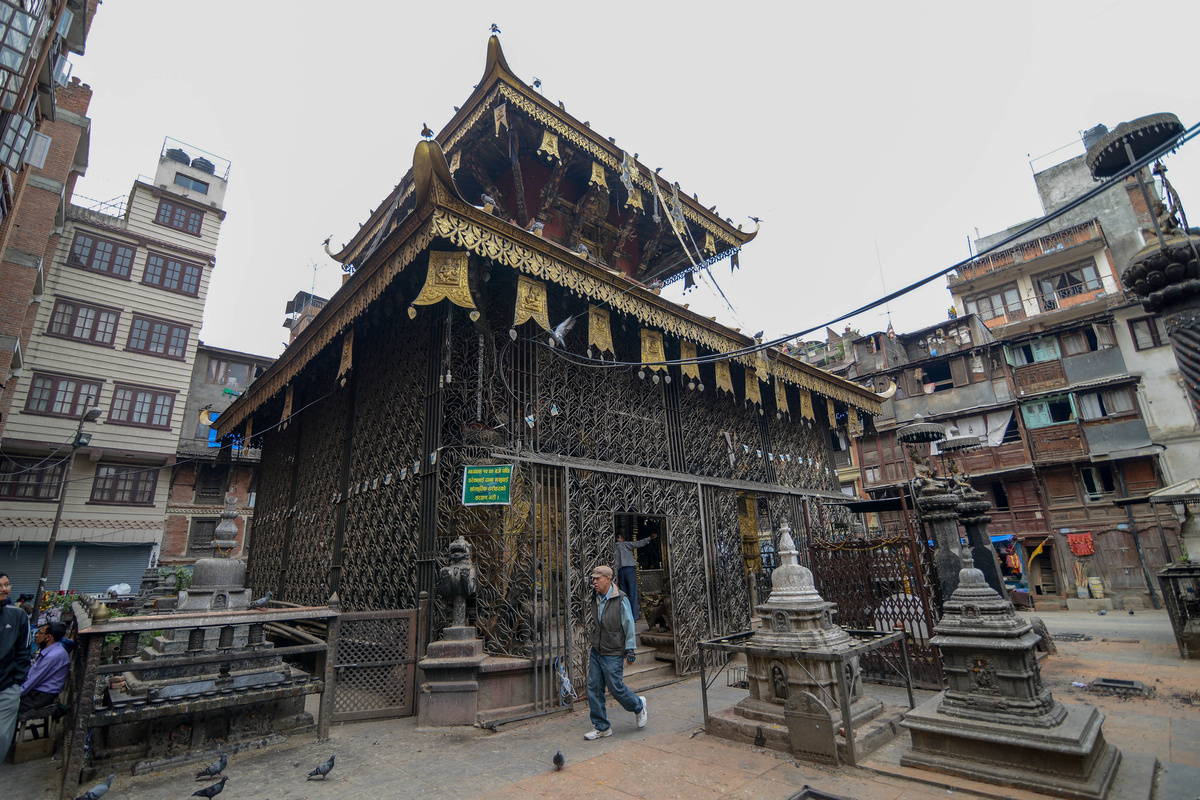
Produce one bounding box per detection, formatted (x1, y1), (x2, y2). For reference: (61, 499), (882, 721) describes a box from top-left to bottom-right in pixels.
(688, 380), (696, 391)
(652, 373), (660, 384)
(509, 328), (518, 341)
(638, 369), (646, 380)
(698, 383), (705, 392)
(664, 374), (671, 384)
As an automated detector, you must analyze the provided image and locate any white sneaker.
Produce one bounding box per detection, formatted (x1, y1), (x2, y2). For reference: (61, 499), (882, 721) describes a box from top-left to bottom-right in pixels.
(636, 696), (647, 728)
(584, 727), (613, 740)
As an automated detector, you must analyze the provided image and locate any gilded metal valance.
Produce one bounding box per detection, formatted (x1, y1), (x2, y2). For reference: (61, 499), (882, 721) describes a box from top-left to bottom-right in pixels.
(680, 341), (700, 386)
(337, 329), (354, 387)
(513, 275), (551, 332)
(537, 130), (559, 161)
(745, 371), (762, 409)
(588, 305), (614, 356)
(408, 251), (479, 321)
(775, 377), (789, 416)
(715, 360), (733, 395)
(799, 388), (814, 421)
(641, 329), (667, 374)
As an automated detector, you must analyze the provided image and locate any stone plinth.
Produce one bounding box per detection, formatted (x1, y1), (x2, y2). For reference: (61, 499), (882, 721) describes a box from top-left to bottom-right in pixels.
(901, 550), (1119, 798)
(418, 627), (486, 726)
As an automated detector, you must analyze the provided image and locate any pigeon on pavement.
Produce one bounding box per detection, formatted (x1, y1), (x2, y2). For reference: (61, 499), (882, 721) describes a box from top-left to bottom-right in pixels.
(196, 753), (228, 780)
(191, 775), (227, 798)
(75, 774), (115, 800)
(553, 749), (565, 771)
(308, 754), (336, 781)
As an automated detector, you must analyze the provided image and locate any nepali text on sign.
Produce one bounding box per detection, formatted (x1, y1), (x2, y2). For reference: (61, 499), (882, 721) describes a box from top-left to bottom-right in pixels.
(461, 464), (514, 506)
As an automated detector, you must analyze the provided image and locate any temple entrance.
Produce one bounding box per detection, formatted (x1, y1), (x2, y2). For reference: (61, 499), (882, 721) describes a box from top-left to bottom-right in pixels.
(615, 513), (675, 674)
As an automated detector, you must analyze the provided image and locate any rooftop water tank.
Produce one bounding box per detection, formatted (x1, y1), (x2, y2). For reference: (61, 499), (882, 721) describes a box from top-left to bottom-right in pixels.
(1082, 124), (1109, 151)
(191, 157), (215, 175)
(165, 148), (190, 164)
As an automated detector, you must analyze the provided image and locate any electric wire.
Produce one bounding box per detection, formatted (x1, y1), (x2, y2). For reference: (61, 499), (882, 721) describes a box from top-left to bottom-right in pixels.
(542, 121), (1200, 372)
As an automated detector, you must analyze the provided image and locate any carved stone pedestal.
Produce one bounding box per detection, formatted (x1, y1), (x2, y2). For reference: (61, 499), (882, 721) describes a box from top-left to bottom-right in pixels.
(418, 627), (486, 726)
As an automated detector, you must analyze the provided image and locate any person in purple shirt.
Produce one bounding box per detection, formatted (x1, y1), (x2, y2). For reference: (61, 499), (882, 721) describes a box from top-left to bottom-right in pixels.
(20, 621), (69, 713)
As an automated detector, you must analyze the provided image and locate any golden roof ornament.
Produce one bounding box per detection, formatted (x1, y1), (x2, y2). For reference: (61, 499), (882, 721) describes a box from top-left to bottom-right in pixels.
(680, 341), (702, 390)
(715, 359), (734, 395)
(589, 162), (608, 190)
(494, 103), (508, 137)
(409, 251), (480, 322)
(537, 130), (560, 162)
(640, 329), (669, 383)
(512, 275), (551, 333)
(745, 370), (762, 411)
(588, 305), (614, 359)
(799, 388), (814, 421)
(774, 377), (789, 417)
(337, 329), (354, 387)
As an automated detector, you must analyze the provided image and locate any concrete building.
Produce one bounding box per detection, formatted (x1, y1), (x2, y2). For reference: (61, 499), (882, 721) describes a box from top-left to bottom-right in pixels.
(160, 342), (273, 565)
(0, 140), (230, 596)
(0, 0), (99, 435)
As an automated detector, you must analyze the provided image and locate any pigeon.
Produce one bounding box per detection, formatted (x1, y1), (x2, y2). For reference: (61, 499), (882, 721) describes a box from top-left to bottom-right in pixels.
(548, 316), (576, 348)
(191, 776), (227, 798)
(481, 193), (497, 209)
(196, 753), (228, 780)
(76, 774), (115, 800)
(573, 243), (589, 260)
(248, 591), (272, 610)
(553, 749), (565, 771)
(421, 123), (434, 139)
(490, 23), (500, 33)
(749, 216), (761, 224)
(308, 754), (336, 781)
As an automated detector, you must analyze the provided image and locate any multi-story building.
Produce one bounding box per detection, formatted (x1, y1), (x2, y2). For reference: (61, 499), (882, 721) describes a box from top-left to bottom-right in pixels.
(0, 140), (230, 596)
(160, 342), (272, 565)
(838, 133), (1190, 610)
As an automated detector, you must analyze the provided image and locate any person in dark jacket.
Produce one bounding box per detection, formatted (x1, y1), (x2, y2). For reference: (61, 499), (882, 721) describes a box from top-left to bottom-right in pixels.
(583, 565), (646, 740)
(0, 572), (32, 766)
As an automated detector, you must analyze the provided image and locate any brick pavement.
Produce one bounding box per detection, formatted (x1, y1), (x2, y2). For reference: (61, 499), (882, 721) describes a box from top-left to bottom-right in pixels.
(7, 609), (1199, 800)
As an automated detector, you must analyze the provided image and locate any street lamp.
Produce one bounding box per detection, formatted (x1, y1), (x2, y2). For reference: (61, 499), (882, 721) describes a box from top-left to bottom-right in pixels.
(32, 406), (102, 621)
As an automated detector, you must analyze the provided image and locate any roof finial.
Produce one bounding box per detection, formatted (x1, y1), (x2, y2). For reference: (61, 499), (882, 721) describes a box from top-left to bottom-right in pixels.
(490, 23), (500, 34)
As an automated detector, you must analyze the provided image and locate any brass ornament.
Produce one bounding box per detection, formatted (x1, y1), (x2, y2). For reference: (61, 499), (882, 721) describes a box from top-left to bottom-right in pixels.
(281, 384), (294, 425)
(704, 231), (717, 256)
(337, 328), (354, 386)
(589, 162), (608, 190)
(513, 275), (552, 332)
(537, 130), (560, 161)
(774, 377), (789, 415)
(620, 151), (638, 194)
(449, 151), (461, 173)
(680, 341), (700, 383)
(428, 210), (880, 415)
(408, 251), (480, 321)
(848, 407), (863, 438)
(755, 352), (770, 384)
(715, 360), (734, 395)
(640, 329), (667, 374)
(745, 370), (762, 407)
(588, 305), (614, 356)
(799, 388), (815, 421)
(827, 397), (837, 428)
(626, 187), (643, 212)
(494, 103), (508, 137)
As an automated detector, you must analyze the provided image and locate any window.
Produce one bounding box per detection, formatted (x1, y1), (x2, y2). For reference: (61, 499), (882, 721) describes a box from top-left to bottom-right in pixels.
(142, 253), (202, 296)
(1011, 337), (1060, 365)
(0, 456), (65, 501)
(197, 464), (228, 499)
(90, 463), (158, 505)
(47, 299), (120, 346)
(1021, 395), (1074, 428)
(186, 518), (219, 555)
(68, 232), (136, 278)
(1036, 259), (1101, 311)
(109, 385), (175, 429)
(0, 2), (41, 111)
(965, 284), (1022, 321)
(1080, 465), (1117, 503)
(173, 173), (209, 195)
(205, 358), (254, 390)
(1076, 387), (1136, 420)
(153, 199), (203, 235)
(0, 106), (31, 171)
(25, 372), (102, 418)
(1128, 316), (1168, 351)
(126, 315), (189, 359)
(991, 482), (1010, 511)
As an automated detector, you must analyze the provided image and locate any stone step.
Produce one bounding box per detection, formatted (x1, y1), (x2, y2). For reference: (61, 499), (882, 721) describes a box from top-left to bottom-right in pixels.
(623, 660), (676, 690)
(638, 631), (675, 650)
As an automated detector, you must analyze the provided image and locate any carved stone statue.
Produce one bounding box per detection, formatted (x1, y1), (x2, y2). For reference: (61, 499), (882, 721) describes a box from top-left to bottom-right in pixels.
(438, 535), (478, 628)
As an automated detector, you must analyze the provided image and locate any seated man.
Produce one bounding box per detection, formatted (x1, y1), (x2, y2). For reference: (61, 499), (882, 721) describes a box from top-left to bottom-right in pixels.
(20, 622), (69, 714)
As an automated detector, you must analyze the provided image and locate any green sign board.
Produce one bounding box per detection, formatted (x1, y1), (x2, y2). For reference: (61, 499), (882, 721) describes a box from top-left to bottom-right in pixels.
(462, 464), (514, 506)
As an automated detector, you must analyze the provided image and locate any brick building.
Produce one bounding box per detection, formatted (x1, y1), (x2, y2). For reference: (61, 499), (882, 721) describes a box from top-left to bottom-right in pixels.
(0, 141), (232, 596)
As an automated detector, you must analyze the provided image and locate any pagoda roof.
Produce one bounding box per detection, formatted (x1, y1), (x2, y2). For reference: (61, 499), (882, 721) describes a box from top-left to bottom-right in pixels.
(328, 36), (756, 281)
(218, 140), (879, 438)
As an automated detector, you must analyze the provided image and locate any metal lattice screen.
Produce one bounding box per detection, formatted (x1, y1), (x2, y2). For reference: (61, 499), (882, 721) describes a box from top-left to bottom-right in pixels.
(331, 610), (417, 721)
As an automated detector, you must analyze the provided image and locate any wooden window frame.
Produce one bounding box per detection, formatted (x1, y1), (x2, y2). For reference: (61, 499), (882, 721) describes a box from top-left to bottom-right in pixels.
(141, 251), (203, 297)
(108, 383), (177, 430)
(205, 358), (253, 390)
(153, 199), (204, 236)
(46, 297), (121, 347)
(24, 371), (103, 419)
(126, 314), (190, 360)
(89, 462), (159, 506)
(1128, 316), (1168, 351)
(67, 231), (136, 279)
(186, 517), (221, 555)
(0, 456), (67, 502)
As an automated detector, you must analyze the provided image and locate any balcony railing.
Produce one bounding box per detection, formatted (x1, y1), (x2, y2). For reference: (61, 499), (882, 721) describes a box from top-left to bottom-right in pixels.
(951, 220), (1104, 286)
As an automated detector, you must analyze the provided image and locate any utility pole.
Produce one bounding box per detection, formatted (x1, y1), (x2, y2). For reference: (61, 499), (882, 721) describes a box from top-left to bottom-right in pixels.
(32, 407), (102, 620)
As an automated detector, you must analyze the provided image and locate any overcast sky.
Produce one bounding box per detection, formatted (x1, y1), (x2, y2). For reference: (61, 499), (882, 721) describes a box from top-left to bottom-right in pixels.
(70, 1), (1200, 360)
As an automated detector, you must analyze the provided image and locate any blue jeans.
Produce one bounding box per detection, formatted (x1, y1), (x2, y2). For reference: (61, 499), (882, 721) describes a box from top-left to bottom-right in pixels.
(617, 566), (640, 621)
(587, 648), (642, 731)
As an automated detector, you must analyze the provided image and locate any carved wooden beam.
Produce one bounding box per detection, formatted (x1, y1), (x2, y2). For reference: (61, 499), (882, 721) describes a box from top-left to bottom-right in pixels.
(605, 211), (639, 266)
(638, 220), (671, 279)
(565, 184), (608, 249)
(535, 156), (571, 222)
(465, 157), (509, 220)
(508, 129), (528, 227)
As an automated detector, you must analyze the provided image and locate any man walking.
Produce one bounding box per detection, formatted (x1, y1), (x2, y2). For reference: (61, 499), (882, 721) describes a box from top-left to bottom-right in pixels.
(21, 621), (69, 713)
(0, 572), (31, 766)
(584, 565), (647, 740)
(614, 531), (656, 621)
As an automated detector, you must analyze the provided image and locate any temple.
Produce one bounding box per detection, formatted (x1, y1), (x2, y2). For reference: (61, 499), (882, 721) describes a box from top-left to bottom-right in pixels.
(216, 36), (881, 724)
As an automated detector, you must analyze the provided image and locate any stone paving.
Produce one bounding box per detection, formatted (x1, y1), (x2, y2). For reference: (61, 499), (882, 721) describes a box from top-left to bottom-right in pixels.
(6, 609), (1199, 800)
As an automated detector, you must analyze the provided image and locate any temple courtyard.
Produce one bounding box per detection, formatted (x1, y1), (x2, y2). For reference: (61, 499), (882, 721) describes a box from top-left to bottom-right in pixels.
(9, 609), (1199, 800)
